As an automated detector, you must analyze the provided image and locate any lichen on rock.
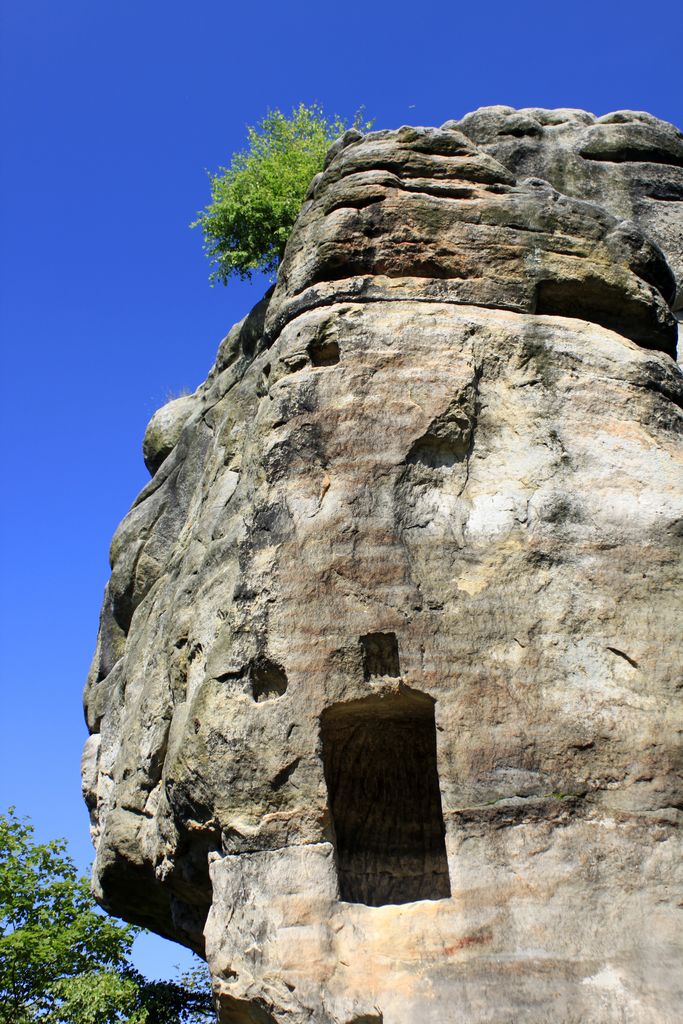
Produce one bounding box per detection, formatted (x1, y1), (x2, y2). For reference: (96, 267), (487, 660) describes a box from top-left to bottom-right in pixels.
(83, 108), (683, 1023)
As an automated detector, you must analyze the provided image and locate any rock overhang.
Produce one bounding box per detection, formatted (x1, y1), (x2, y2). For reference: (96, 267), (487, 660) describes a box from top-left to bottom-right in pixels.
(269, 122), (678, 356)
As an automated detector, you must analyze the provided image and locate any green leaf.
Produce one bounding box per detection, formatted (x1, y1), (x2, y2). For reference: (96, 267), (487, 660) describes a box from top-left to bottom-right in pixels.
(0, 808), (215, 1023)
(192, 102), (374, 284)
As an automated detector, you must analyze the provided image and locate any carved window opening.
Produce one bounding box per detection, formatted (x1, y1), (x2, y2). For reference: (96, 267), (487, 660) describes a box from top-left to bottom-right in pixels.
(360, 631), (400, 679)
(321, 689), (451, 906)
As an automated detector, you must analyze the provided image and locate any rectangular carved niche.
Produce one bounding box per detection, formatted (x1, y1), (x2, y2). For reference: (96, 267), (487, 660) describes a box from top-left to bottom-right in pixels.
(360, 632), (400, 679)
(321, 689), (451, 906)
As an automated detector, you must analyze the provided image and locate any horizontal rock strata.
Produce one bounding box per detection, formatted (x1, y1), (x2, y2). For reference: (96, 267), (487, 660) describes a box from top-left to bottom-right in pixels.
(83, 108), (683, 1023)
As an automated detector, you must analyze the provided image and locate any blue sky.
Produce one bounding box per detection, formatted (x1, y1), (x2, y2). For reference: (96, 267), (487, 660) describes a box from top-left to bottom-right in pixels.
(1, 0), (681, 981)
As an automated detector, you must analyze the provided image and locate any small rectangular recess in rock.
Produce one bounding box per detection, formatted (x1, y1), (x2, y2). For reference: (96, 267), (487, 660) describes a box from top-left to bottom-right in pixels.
(321, 689), (451, 906)
(308, 337), (340, 366)
(360, 632), (400, 679)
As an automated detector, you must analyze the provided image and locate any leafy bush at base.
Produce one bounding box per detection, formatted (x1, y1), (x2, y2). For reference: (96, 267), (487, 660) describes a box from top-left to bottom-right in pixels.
(0, 809), (214, 1023)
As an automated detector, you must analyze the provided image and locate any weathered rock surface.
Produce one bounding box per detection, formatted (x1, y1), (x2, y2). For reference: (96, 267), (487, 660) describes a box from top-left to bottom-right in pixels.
(83, 108), (683, 1023)
(448, 106), (683, 315)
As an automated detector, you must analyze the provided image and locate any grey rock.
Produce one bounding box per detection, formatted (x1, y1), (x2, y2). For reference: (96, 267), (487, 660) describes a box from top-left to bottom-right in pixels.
(268, 124), (676, 356)
(83, 109), (683, 1023)
(448, 106), (683, 313)
(142, 393), (197, 475)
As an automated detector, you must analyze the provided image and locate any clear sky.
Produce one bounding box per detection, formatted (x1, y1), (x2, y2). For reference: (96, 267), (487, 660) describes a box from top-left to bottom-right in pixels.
(1, 0), (681, 981)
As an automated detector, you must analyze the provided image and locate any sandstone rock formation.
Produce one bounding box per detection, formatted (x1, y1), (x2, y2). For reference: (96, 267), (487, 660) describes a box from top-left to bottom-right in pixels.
(82, 108), (683, 1023)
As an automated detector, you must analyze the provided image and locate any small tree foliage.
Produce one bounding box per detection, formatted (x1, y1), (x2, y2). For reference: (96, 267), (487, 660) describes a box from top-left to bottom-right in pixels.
(0, 809), (215, 1024)
(193, 103), (372, 284)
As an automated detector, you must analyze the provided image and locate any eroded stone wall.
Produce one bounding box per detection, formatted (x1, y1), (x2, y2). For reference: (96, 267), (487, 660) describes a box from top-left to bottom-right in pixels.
(83, 108), (683, 1023)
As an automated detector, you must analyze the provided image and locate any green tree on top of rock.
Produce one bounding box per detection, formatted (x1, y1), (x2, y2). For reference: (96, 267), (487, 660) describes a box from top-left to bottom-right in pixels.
(0, 808), (214, 1023)
(193, 103), (372, 284)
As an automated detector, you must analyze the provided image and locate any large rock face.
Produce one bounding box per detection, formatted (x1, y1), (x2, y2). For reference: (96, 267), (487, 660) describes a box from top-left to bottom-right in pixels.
(82, 108), (683, 1023)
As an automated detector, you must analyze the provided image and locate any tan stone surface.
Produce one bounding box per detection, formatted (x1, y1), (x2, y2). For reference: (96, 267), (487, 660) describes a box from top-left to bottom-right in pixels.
(83, 111), (683, 1023)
